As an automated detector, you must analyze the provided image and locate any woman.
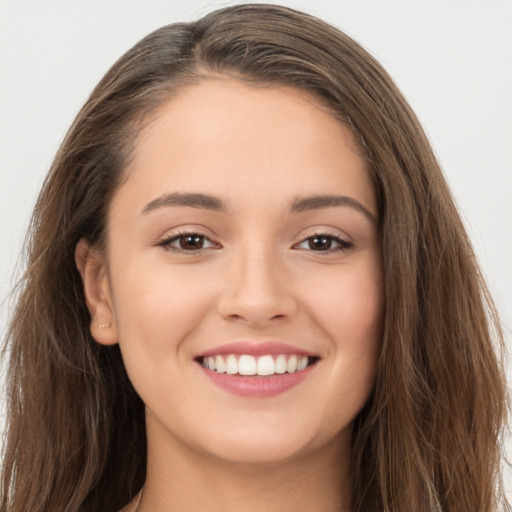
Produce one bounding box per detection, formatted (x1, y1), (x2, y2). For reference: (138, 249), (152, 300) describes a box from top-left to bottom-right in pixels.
(1, 4), (509, 511)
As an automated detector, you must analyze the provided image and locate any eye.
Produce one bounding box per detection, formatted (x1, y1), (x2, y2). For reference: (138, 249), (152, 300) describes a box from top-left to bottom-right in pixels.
(159, 233), (219, 252)
(295, 233), (353, 253)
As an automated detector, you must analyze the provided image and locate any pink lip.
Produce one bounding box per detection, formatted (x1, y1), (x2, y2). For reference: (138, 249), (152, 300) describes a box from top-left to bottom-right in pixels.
(196, 341), (319, 398)
(201, 364), (316, 397)
(197, 341), (315, 358)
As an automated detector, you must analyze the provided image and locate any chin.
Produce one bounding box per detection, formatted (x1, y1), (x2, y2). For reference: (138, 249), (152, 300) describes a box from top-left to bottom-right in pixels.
(195, 420), (340, 467)
(205, 440), (308, 466)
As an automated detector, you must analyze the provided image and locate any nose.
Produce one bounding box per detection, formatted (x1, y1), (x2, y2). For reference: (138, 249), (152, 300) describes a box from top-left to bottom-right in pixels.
(216, 246), (298, 327)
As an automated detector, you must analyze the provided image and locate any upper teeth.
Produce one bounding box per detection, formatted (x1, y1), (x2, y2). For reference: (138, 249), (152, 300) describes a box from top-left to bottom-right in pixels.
(202, 354), (310, 376)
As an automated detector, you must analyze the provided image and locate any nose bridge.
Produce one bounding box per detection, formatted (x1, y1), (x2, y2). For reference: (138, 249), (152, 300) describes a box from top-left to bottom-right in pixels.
(217, 239), (296, 325)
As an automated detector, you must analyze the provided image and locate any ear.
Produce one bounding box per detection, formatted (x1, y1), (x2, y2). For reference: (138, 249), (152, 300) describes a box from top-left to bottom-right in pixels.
(75, 238), (119, 345)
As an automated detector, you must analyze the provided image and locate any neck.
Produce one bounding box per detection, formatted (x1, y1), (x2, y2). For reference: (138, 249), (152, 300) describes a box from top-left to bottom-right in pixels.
(137, 417), (353, 512)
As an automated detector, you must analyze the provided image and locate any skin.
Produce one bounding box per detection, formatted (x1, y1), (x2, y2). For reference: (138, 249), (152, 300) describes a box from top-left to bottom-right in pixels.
(77, 78), (384, 512)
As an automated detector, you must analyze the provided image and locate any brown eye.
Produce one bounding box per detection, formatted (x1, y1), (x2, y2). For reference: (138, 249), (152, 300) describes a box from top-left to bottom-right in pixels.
(308, 235), (333, 251)
(179, 234), (205, 250)
(159, 233), (218, 252)
(295, 233), (353, 253)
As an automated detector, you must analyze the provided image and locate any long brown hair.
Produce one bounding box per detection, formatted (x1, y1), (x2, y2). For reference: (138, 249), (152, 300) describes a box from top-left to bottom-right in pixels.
(1, 4), (509, 511)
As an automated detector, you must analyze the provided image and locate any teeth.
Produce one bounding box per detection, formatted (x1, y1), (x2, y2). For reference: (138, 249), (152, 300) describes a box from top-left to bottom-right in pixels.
(287, 355), (298, 373)
(297, 356), (308, 371)
(215, 355), (225, 373)
(201, 354), (314, 376)
(257, 355), (275, 376)
(225, 354), (238, 375)
(275, 354), (287, 374)
(239, 355), (257, 375)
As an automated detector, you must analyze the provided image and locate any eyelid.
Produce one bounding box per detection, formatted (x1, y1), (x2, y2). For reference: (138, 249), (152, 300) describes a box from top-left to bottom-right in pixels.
(155, 226), (354, 255)
(157, 229), (221, 253)
(292, 229), (354, 253)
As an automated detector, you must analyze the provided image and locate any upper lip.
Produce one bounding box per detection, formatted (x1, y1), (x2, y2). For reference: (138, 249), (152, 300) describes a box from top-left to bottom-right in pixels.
(197, 341), (318, 358)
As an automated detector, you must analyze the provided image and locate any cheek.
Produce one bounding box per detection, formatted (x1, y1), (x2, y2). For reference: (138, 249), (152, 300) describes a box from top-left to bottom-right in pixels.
(309, 256), (384, 347)
(307, 257), (383, 415)
(109, 256), (213, 356)
(332, 261), (383, 376)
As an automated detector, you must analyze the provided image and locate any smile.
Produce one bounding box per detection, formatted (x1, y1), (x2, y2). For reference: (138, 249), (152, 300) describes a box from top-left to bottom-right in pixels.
(196, 343), (320, 397)
(199, 354), (317, 376)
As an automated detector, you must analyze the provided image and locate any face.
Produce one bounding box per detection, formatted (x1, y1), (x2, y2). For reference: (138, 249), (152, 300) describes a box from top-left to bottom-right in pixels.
(85, 79), (383, 466)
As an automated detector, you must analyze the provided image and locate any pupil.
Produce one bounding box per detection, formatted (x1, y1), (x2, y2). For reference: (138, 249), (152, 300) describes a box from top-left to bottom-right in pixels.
(309, 236), (331, 250)
(180, 235), (203, 250)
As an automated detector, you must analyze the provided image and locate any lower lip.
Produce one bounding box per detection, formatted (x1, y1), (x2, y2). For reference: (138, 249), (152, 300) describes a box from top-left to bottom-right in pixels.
(201, 365), (315, 397)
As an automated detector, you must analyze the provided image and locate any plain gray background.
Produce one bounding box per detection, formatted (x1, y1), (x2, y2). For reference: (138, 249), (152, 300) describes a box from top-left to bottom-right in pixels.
(1, 0), (511, 498)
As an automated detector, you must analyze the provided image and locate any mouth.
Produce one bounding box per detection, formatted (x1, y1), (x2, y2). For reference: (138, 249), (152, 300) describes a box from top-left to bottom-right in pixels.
(196, 353), (320, 376)
(195, 341), (321, 397)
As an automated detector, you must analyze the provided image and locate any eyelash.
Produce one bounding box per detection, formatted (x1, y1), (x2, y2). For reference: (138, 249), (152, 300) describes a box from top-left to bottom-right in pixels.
(157, 231), (353, 255)
(157, 232), (219, 253)
(293, 233), (353, 253)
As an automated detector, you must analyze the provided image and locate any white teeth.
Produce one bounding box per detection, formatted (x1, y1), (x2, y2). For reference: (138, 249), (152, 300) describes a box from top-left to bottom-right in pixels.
(275, 354), (287, 374)
(201, 353), (315, 376)
(215, 355), (226, 373)
(287, 355), (298, 373)
(225, 354), (238, 375)
(297, 356), (308, 371)
(256, 355), (275, 376)
(239, 355), (257, 375)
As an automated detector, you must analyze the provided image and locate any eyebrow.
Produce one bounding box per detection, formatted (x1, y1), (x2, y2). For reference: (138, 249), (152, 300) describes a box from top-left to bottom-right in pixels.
(141, 191), (376, 224)
(142, 192), (227, 214)
(290, 195), (377, 224)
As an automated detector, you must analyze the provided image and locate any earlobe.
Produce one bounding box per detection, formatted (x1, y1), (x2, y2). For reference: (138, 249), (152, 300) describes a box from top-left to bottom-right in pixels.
(75, 238), (119, 346)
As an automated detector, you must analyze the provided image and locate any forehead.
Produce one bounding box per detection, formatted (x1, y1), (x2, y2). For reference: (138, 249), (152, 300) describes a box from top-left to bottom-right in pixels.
(113, 78), (376, 219)
(135, 78), (361, 157)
